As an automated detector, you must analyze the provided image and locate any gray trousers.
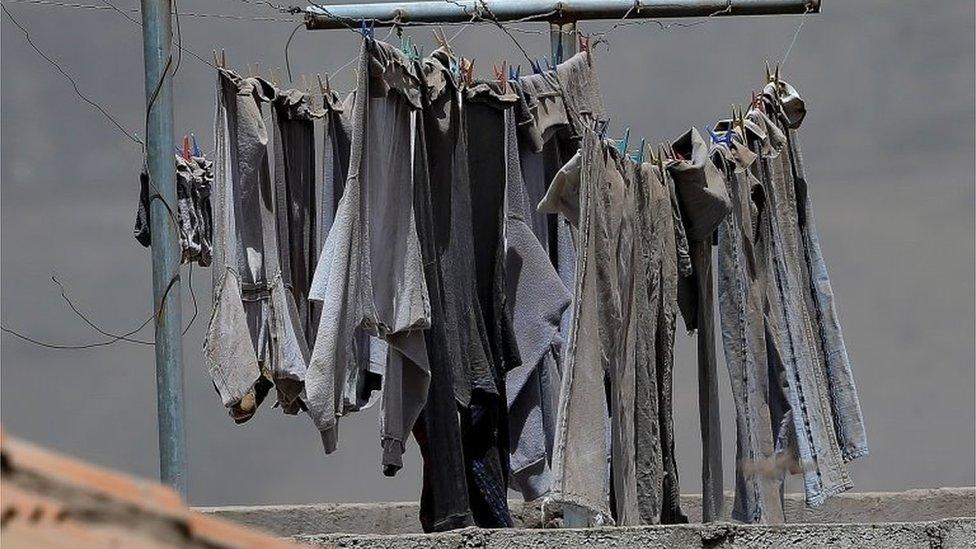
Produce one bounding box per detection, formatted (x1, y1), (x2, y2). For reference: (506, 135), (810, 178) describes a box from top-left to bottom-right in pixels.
(307, 39), (431, 472)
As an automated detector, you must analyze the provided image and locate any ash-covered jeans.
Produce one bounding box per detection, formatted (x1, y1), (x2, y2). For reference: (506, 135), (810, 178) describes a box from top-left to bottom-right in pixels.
(632, 161), (685, 525)
(668, 127), (731, 524)
(714, 134), (788, 524)
(540, 131), (640, 526)
(750, 80), (868, 509)
(409, 48), (476, 533)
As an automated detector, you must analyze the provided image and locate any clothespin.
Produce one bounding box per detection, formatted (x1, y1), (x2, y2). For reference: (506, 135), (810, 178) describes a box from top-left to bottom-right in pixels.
(493, 61), (508, 92)
(707, 125), (733, 147)
(212, 49), (227, 69)
(579, 34), (592, 66)
(765, 59), (781, 88)
(635, 138), (646, 163)
(317, 73), (330, 95)
(412, 44), (423, 62)
(191, 133), (201, 157)
(544, 57), (553, 71)
(554, 38), (563, 65)
(652, 144), (667, 174)
(460, 57), (475, 86)
(359, 20), (374, 40)
(508, 64), (520, 82)
(449, 56), (461, 80)
(732, 104), (746, 135)
(750, 89), (765, 113)
(530, 58), (543, 74)
(595, 118), (610, 139)
(432, 27), (449, 50)
(302, 74), (311, 95)
(400, 34), (412, 56)
(182, 134), (191, 161)
(615, 127), (630, 154)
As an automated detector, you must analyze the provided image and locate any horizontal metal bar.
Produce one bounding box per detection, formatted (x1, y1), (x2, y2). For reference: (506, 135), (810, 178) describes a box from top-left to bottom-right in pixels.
(305, 0), (819, 30)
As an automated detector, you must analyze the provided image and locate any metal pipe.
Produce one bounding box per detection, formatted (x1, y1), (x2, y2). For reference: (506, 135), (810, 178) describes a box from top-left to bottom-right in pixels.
(140, 0), (187, 497)
(306, 0), (819, 29)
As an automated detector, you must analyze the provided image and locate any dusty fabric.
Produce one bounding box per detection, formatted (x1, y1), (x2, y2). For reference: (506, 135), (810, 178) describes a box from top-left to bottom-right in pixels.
(411, 47), (476, 533)
(134, 154), (214, 268)
(306, 38), (431, 472)
(667, 127), (731, 524)
(711, 119), (788, 524)
(206, 68), (300, 423)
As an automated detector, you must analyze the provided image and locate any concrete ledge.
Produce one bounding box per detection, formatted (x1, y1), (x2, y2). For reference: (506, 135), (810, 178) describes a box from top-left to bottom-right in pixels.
(297, 518), (976, 549)
(197, 487), (975, 537)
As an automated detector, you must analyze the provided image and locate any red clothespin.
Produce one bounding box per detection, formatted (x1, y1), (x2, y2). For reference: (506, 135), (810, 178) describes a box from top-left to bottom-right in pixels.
(493, 61), (508, 92)
(751, 89), (765, 113)
(460, 57), (475, 86)
(578, 34), (591, 65)
(182, 134), (191, 161)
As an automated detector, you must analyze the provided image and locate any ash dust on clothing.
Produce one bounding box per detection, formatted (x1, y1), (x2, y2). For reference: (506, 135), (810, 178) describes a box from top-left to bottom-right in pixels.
(667, 127), (731, 524)
(749, 79), (867, 510)
(540, 130), (642, 526)
(711, 119), (789, 524)
(306, 39), (431, 474)
(318, 90), (387, 420)
(503, 99), (571, 501)
(205, 68), (307, 424)
(461, 80), (524, 528)
(134, 153), (214, 267)
(408, 47), (477, 533)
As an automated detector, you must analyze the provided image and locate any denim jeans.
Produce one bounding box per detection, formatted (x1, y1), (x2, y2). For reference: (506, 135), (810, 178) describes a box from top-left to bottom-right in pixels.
(713, 131), (788, 524)
(668, 127), (731, 524)
(749, 79), (867, 508)
(632, 161), (686, 525)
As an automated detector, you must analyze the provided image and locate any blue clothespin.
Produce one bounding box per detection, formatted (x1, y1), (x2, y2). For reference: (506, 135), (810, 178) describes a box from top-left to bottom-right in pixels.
(630, 138), (646, 163)
(707, 126), (733, 147)
(411, 44), (423, 62)
(509, 64), (520, 81)
(360, 20), (374, 40)
(616, 127), (630, 154)
(449, 57), (460, 80)
(191, 133), (201, 157)
(554, 39), (563, 65)
(531, 59), (543, 74)
(544, 58), (553, 71)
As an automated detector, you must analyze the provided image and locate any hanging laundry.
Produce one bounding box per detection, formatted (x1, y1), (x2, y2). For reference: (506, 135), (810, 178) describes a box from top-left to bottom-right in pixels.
(459, 76), (522, 528)
(409, 46), (476, 532)
(667, 127), (731, 524)
(306, 38), (431, 473)
(134, 151), (214, 268)
(747, 78), (867, 510)
(711, 116), (789, 523)
(205, 69), (305, 423)
(502, 89), (571, 502)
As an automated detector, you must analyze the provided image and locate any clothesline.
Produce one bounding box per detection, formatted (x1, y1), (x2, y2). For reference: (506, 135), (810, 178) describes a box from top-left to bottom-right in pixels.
(191, 30), (867, 532)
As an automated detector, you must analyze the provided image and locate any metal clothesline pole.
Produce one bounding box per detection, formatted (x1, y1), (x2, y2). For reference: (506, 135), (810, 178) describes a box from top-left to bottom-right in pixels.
(304, 0), (819, 29)
(140, 0), (187, 496)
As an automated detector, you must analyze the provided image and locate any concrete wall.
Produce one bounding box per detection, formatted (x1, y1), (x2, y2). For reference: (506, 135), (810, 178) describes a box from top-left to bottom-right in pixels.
(197, 487), (975, 537)
(297, 518), (975, 549)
